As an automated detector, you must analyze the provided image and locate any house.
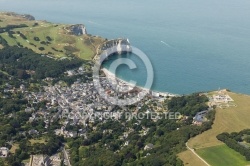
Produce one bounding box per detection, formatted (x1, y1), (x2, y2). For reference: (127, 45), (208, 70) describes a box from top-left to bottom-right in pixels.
(28, 129), (39, 135)
(20, 84), (25, 92)
(25, 107), (34, 113)
(193, 110), (208, 125)
(144, 143), (154, 150)
(124, 141), (129, 146)
(0, 147), (9, 157)
(69, 131), (77, 138)
(54, 129), (62, 136)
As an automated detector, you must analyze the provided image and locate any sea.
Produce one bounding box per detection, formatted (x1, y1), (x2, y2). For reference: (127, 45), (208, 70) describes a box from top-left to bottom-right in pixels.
(1, 0), (250, 95)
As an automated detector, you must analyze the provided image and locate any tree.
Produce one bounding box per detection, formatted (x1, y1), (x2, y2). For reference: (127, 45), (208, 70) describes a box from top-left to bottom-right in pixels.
(17, 69), (30, 79)
(245, 136), (250, 143)
(38, 47), (45, 51)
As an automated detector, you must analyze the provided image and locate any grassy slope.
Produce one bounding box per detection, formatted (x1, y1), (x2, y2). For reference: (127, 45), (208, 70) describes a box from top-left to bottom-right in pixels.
(178, 150), (207, 166)
(179, 92), (250, 166)
(0, 12), (105, 60)
(197, 144), (250, 166)
(189, 92), (250, 149)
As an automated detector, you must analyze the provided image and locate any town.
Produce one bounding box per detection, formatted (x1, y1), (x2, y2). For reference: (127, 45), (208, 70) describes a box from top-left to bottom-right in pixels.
(0, 64), (181, 165)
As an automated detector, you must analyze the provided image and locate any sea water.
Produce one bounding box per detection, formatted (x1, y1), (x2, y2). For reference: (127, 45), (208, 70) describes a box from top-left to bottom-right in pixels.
(1, 0), (250, 94)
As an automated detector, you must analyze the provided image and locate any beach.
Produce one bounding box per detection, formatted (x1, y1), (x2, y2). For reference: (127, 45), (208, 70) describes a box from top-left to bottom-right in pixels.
(102, 68), (178, 97)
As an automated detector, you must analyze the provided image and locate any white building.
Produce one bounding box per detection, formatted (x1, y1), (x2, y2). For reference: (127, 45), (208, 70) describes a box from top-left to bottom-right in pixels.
(0, 147), (9, 157)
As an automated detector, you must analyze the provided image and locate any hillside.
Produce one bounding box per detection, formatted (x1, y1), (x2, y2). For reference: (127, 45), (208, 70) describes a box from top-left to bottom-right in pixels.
(179, 91), (250, 166)
(0, 12), (105, 60)
(188, 91), (250, 149)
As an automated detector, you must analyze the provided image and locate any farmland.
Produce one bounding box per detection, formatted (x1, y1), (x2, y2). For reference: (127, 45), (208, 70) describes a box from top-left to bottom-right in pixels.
(188, 92), (250, 149)
(197, 144), (250, 166)
(179, 91), (250, 166)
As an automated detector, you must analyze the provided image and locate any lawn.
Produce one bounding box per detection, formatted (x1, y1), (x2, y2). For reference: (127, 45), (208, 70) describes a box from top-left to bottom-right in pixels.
(10, 143), (19, 153)
(197, 144), (250, 166)
(29, 138), (46, 145)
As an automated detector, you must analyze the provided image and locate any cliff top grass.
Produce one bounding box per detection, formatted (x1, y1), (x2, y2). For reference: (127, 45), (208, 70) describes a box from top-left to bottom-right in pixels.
(0, 12), (106, 60)
(188, 91), (250, 149)
(179, 91), (250, 166)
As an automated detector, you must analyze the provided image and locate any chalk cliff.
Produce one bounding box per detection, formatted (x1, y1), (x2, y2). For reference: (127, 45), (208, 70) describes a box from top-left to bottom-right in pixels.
(68, 24), (87, 36)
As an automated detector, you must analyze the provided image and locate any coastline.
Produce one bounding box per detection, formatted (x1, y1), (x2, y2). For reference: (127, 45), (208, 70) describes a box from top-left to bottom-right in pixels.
(102, 68), (178, 97)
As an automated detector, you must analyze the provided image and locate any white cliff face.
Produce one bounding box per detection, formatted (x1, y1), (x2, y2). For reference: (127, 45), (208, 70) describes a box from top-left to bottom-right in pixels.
(126, 45), (131, 51)
(98, 38), (132, 63)
(116, 39), (132, 54)
(116, 40), (122, 54)
(70, 24), (87, 36)
(82, 26), (87, 35)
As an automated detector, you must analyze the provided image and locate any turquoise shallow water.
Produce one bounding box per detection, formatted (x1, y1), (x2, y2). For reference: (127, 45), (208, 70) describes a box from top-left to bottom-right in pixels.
(1, 0), (250, 94)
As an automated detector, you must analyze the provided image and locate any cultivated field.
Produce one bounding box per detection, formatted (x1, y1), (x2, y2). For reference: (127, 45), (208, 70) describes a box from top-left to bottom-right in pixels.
(197, 144), (250, 166)
(189, 92), (250, 149)
(179, 91), (250, 166)
(178, 150), (207, 166)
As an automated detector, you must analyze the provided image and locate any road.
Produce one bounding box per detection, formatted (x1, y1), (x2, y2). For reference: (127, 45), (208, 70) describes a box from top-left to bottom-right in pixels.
(185, 142), (211, 166)
(63, 146), (71, 166)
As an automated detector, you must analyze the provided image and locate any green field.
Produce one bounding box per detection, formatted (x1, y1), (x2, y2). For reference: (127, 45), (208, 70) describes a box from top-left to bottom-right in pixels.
(188, 92), (250, 149)
(0, 12), (105, 60)
(179, 92), (250, 166)
(197, 144), (250, 166)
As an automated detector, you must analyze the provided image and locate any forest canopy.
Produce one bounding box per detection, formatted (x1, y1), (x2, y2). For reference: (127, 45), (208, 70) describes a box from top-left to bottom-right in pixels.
(0, 46), (84, 79)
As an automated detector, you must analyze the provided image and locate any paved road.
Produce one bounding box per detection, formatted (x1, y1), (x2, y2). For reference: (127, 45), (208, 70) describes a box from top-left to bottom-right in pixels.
(186, 142), (211, 166)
